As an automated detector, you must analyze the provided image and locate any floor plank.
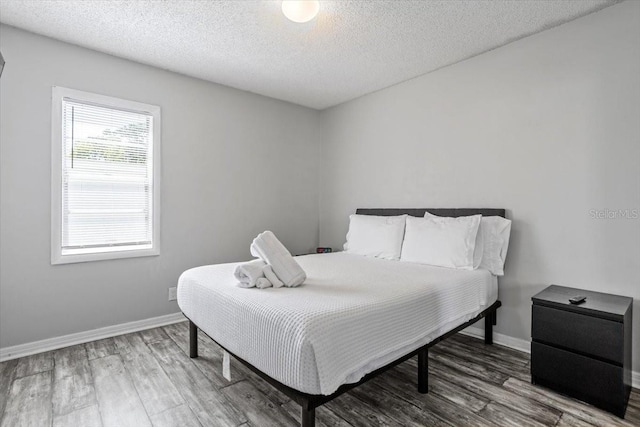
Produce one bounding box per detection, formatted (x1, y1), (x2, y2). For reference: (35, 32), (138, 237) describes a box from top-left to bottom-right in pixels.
(623, 403), (640, 425)
(125, 332), (153, 354)
(85, 338), (118, 361)
(120, 341), (185, 416)
(325, 391), (399, 427)
(52, 345), (97, 416)
(478, 402), (549, 427)
(390, 361), (489, 412)
(556, 412), (599, 427)
(629, 389), (640, 407)
(502, 377), (637, 427)
(243, 372), (292, 406)
(53, 345), (89, 380)
(163, 322), (247, 389)
(418, 391), (497, 427)
(221, 380), (297, 427)
(452, 334), (529, 366)
(149, 404), (202, 427)
(280, 400), (351, 427)
(432, 339), (531, 382)
(0, 371), (52, 427)
(349, 380), (451, 426)
(0, 360), (18, 416)
(53, 404), (102, 427)
(112, 334), (133, 355)
(148, 338), (246, 426)
(428, 349), (510, 385)
(14, 351), (54, 378)
(370, 368), (494, 426)
(161, 323), (190, 354)
(139, 327), (169, 344)
(90, 354), (152, 427)
(431, 358), (563, 426)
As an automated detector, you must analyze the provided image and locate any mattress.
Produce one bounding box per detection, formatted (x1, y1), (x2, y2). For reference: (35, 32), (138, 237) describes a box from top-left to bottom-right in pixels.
(177, 252), (497, 395)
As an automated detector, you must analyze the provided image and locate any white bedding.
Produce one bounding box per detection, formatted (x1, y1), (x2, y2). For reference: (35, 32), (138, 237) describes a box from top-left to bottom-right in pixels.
(177, 252), (497, 395)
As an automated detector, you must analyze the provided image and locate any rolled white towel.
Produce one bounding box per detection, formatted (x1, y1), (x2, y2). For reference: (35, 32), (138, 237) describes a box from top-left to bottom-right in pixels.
(234, 259), (267, 288)
(250, 231), (306, 288)
(256, 277), (273, 289)
(263, 265), (284, 288)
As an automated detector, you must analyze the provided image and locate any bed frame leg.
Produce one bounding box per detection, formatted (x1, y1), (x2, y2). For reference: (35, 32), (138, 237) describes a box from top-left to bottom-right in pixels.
(484, 311), (494, 345)
(301, 399), (315, 427)
(418, 347), (429, 394)
(189, 320), (198, 358)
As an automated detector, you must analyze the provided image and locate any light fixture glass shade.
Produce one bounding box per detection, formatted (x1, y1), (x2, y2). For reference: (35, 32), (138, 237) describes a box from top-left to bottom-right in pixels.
(282, 0), (319, 23)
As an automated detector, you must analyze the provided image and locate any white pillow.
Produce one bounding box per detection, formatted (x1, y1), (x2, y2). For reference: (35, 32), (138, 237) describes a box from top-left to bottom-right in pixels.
(424, 211), (484, 269)
(401, 215), (481, 269)
(343, 214), (406, 260)
(478, 216), (512, 276)
(425, 212), (512, 276)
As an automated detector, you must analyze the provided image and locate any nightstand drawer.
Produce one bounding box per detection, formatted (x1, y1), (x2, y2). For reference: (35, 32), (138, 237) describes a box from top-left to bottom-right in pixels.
(532, 305), (623, 364)
(531, 342), (625, 415)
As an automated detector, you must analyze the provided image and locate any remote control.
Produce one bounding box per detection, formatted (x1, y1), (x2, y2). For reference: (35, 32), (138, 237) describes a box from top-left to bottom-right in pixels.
(569, 295), (587, 305)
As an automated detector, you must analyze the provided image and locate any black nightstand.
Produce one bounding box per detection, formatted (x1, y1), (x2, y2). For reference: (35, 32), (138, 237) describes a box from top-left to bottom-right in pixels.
(531, 285), (633, 418)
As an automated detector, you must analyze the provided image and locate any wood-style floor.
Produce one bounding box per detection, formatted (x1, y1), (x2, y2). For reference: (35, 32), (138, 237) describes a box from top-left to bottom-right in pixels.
(0, 321), (638, 427)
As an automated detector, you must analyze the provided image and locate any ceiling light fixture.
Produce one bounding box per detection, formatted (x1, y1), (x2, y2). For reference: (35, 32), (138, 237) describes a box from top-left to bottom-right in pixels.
(282, 0), (319, 23)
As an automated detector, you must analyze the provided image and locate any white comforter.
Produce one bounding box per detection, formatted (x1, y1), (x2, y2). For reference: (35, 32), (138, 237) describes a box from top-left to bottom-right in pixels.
(177, 252), (497, 395)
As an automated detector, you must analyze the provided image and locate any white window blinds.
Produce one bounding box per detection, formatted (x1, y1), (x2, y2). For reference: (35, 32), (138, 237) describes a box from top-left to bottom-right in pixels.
(52, 87), (160, 264)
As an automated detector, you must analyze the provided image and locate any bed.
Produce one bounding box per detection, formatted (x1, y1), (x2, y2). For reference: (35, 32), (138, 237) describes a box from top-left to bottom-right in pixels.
(178, 208), (505, 427)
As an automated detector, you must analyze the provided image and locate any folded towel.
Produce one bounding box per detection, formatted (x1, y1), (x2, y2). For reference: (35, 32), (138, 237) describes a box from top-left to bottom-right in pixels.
(250, 231), (306, 287)
(256, 277), (273, 289)
(234, 259), (267, 288)
(263, 265), (284, 288)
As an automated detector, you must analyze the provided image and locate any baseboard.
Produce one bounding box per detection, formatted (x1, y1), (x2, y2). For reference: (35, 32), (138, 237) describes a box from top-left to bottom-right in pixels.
(460, 326), (640, 390)
(460, 325), (532, 354)
(0, 312), (186, 362)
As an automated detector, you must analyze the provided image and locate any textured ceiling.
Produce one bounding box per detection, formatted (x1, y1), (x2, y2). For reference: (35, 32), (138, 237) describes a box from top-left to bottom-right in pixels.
(0, 0), (620, 109)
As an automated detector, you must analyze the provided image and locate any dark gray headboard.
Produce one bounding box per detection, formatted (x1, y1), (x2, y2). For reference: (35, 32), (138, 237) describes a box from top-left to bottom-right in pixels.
(356, 208), (506, 218)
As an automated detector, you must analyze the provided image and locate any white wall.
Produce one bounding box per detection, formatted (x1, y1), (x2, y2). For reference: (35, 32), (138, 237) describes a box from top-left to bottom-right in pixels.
(0, 25), (320, 349)
(319, 1), (640, 371)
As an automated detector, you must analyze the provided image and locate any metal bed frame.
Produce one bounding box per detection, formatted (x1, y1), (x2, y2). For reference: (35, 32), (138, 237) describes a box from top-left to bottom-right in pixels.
(187, 208), (506, 427)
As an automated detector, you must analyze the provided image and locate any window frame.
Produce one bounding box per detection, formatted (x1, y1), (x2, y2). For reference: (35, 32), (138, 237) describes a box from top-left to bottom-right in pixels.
(51, 86), (161, 265)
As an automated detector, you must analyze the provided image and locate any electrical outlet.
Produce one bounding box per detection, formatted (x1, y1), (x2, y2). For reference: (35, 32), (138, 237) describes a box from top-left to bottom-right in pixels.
(168, 287), (177, 301)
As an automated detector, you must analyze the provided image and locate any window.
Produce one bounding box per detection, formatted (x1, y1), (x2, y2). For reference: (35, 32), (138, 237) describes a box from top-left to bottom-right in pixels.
(51, 87), (160, 264)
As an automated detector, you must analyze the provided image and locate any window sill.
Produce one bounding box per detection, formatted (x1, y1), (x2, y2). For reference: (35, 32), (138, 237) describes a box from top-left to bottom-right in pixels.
(51, 247), (160, 265)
